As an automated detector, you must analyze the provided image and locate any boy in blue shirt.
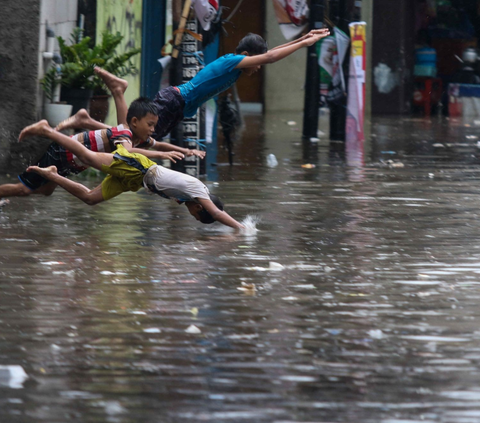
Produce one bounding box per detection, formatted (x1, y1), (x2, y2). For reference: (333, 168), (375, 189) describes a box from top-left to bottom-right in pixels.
(56, 29), (330, 140)
(154, 29), (330, 139)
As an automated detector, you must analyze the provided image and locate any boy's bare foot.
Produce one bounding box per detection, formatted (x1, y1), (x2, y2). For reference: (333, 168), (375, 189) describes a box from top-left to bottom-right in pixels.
(94, 67), (128, 94)
(26, 165), (58, 179)
(55, 108), (90, 131)
(19, 120), (51, 142)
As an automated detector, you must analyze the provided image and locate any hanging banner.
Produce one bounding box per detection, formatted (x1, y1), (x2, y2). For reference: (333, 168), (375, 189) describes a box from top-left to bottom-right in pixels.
(191, 0), (219, 31)
(346, 22), (367, 143)
(317, 27), (350, 107)
(272, 0), (309, 40)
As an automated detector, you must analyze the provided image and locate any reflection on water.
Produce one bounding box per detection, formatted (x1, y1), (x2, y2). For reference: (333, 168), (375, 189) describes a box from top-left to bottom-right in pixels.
(2, 115), (480, 421)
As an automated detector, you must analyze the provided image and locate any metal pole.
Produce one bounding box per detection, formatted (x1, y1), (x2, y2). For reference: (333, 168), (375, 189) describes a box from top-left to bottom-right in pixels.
(329, 0), (349, 141)
(302, 0), (324, 140)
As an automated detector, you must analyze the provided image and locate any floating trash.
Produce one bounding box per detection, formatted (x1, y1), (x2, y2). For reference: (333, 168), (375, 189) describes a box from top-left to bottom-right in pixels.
(237, 282), (256, 294)
(185, 325), (201, 334)
(266, 154), (278, 168)
(0, 365), (28, 389)
(269, 262), (285, 271)
(143, 328), (161, 334)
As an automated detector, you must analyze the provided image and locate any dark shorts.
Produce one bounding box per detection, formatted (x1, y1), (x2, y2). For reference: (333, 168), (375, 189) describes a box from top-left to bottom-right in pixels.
(153, 86), (185, 140)
(18, 143), (73, 191)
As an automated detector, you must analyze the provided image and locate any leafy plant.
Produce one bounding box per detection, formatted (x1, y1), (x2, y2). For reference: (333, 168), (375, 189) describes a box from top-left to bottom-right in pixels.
(57, 28), (141, 94)
(41, 66), (60, 102)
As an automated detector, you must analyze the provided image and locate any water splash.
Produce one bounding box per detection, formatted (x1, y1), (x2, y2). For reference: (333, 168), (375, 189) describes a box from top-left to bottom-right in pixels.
(241, 215), (260, 235)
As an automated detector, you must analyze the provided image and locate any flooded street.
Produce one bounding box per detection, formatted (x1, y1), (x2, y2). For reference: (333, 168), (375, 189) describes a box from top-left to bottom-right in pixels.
(3, 113), (480, 422)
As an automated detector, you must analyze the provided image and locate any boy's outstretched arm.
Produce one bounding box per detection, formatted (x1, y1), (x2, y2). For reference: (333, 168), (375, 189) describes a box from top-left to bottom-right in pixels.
(236, 28), (330, 68)
(146, 138), (206, 159)
(269, 29), (328, 51)
(197, 198), (245, 230)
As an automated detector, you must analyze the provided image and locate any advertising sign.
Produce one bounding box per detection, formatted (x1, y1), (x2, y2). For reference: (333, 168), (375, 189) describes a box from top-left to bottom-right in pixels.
(346, 22), (367, 143)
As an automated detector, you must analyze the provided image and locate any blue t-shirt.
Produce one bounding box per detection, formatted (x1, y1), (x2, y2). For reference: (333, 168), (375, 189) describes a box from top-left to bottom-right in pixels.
(178, 54), (245, 117)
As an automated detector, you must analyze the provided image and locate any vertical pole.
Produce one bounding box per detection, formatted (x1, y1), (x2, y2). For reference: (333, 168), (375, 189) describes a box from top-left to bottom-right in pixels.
(170, 0), (205, 177)
(302, 0), (325, 140)
(329, 0), (349, 141)
(170, 0), (186, 173)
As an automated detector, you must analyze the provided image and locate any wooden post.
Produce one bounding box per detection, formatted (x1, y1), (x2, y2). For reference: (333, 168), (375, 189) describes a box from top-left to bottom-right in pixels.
(172, 0), (192, 59)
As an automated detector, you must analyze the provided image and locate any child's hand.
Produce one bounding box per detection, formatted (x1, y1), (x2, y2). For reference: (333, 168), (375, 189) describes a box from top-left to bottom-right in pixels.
(304, 29), (330, 46)
(185, 149), (206, 159)
(161, 151), (185, 163)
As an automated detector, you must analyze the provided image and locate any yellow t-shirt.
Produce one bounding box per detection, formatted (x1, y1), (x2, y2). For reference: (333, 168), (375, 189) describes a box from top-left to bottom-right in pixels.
(101, 144), (156, 201)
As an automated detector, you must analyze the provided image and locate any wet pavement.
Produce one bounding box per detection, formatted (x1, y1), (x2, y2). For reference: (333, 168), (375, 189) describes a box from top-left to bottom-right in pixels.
(2, 113), (480, 422)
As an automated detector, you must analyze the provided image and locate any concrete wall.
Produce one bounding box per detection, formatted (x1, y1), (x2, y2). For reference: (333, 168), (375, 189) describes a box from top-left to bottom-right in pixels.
(0, 1), (41, 172)
(264, 0), (307, 112)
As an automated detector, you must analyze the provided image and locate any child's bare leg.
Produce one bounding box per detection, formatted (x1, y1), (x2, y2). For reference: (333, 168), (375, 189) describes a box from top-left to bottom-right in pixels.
(0, 183), (32, 197)
(55, 108), (111, 132)
(0, 180), (56, 198)
(94, 67), (129, 126)
(26, 166), (104, 205)
(19, 120), (114, 171)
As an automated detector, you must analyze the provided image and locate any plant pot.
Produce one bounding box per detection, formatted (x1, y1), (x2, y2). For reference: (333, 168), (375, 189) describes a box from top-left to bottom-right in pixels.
(44, 103), (73, 128)
(89, 94), (111, 123)
(60, 87), (93, 115)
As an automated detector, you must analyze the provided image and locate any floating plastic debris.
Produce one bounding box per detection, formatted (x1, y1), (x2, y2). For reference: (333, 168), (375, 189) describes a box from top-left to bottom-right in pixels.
(185, 325), (201, 334)
(0, 365), (28, 389)
(269, 262), (285, 271)
(367, 329), (384, 339)
(286, 121), (297, 126)
(143, 328), (161, 333)
(301, 163), (315, 169)
(266, 154), (278, 167)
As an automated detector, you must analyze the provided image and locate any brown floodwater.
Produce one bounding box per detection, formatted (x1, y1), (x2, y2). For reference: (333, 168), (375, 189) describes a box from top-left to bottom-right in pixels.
(2, 114), (480, 422)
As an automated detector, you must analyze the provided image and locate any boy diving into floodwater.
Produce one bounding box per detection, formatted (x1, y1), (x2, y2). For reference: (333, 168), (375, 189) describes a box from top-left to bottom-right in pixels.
(56, 29), (331, 139)
(19, 119), (245, 230)
(0, 68), (204, 203)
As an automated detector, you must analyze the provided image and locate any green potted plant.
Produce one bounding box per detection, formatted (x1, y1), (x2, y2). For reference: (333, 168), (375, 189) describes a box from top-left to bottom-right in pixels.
(41, 65), (73, 128)
(58, 28), (141, 121)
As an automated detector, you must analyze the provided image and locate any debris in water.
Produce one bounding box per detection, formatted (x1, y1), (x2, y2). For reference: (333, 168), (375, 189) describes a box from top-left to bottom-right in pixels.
(143, 328), (161, 333)
(185, 325), (201, 334)
(269, 262), (285, 271)
(266, 154), (278, 167)
(0, 365), (28, 389)
(237, 282), (256, 294)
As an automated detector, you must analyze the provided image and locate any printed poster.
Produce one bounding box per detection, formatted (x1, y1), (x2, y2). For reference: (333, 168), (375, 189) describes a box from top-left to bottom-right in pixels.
(346, 22), (366, 143)
(317, 27), (350, 107)
(272, 0), (309, 40)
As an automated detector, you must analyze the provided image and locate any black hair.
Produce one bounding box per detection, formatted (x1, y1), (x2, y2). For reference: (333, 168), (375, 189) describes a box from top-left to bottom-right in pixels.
(198, 194), (224, 224)
(126, 97), (158, 124)
(235, 33), (268, 56)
